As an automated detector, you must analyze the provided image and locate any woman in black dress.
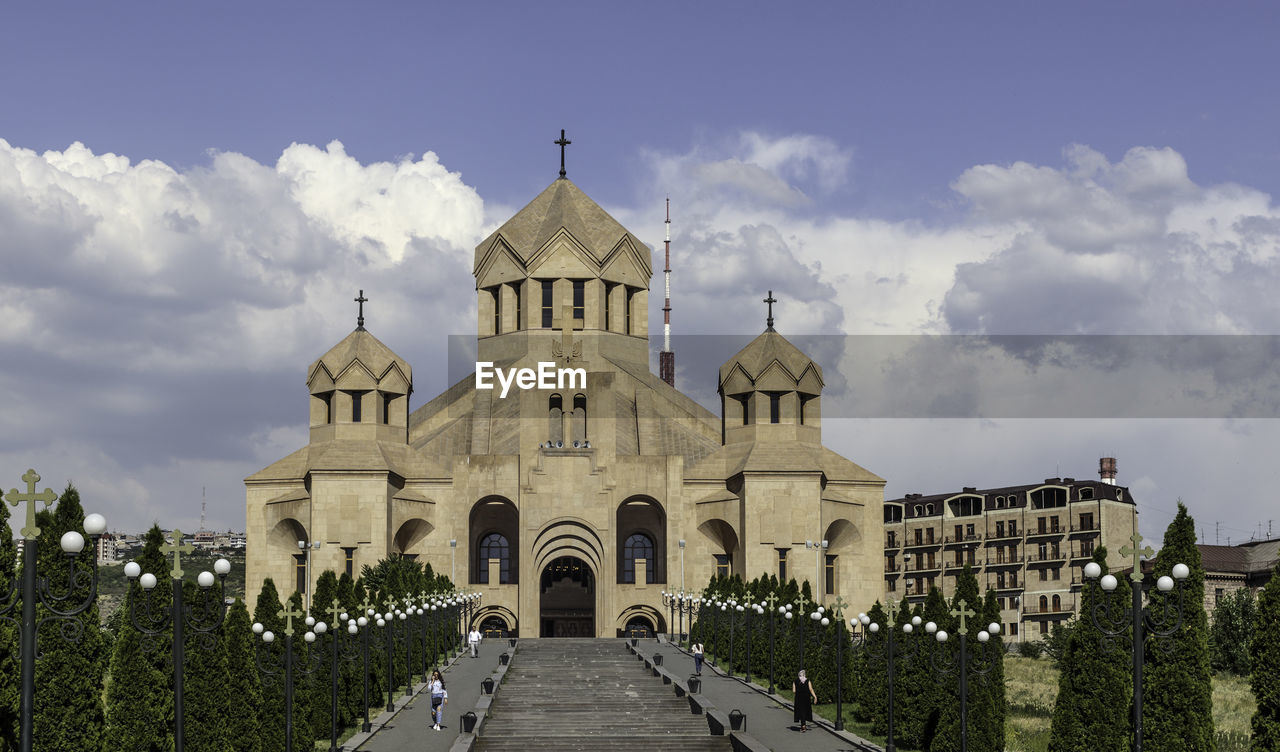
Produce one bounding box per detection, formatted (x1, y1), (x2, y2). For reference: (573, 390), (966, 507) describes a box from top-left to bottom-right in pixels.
(792, 669), (818, 732)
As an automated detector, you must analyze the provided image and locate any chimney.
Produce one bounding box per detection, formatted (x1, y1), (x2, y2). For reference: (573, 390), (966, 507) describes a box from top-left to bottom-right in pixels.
(1099, 457), (1117, 485)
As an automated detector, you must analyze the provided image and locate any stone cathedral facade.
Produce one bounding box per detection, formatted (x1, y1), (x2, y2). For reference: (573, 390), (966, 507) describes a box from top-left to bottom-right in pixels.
(245, 175), (886, 637)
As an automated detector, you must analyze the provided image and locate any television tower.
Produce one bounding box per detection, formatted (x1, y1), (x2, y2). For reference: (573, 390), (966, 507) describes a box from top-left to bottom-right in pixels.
(659, 197), (675, 387)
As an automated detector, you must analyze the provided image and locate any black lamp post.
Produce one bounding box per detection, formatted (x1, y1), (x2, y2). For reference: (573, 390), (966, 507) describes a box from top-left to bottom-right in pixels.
(727, 599), (738, 677)
(1, 469), (106, 752)
(397, 597), (414, 697)
(124, 531), (231, 752)
(254, 604), (323, 752)
(745, 601), (763, 683)
(708, 598), (720, 666)
(415, 592), (431, 682)
(662, 590), (677, 642)
(356, 597), (376, 733)
(927, 598), (1002, 752)
(793, 592), (814, 669)
(1082, 533), (1190, 752)
(765, 592), (780, 694)
(806, 596), (851, 731)
(321, 600), (362, 752)
(378, 596), (398, 712)
(853, 597), (925, 752)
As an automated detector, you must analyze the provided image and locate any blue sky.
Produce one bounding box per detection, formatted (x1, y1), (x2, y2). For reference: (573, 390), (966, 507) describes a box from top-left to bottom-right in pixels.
(2, 3), (1279, 547)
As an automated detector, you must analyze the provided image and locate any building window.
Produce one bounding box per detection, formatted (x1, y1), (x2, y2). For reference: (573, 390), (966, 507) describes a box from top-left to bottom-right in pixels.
(926, 504), (935, 515)
(926, 528), (935, 544)
(825, 555), (836, 594)
(349, 390), (367, 422)
(514, 283), (521, 330)
(997, 572), (1006, 588)
(887, 578), (896, 593)
(1079, 513), (1094, 531)
(1052, 566), (1061, 581)
(915, 529), (923, 545)
(625, 287), (635, 334)
(1079, 487), (1093, 500)
(886, 531), (897, 546)
(622, 533), (655, 584)
(1010, 520), (1018, 536)
(320, 392), (332, 424)
(295, 554), (307, 596)
(572, 280), (585, 321)
(382, 393), (392, 424)
(1081, 540), (1094, 557)
(603, 283), (613, 328)
(1010, 622), (1018, 636)
(1039, 568), (1047, 582)
(1051, 516), (1061, 533)
(1039, 595), (1048, 612)
(478, 532), (511, 584)
(769, 393), (781, 423)
(714, 554), (730, 579)
(739, 395), (750, 425)
(777, 548), (788, 581)
(966, 548), (975, 565)
(548, 394), (563, 444)
(342, 547), (356, 578)
(492, 286), (501, 335)
(1038, 517), (1046, 534)
(541, 280), (554, 328)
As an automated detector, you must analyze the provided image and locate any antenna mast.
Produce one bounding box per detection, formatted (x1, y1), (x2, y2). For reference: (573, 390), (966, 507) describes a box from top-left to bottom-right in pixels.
(659, 196), (675, 387)
(201, 486), (207, 531)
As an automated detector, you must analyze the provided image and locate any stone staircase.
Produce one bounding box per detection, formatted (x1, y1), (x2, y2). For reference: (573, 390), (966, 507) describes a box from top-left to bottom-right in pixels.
(474, 639), (731, 752)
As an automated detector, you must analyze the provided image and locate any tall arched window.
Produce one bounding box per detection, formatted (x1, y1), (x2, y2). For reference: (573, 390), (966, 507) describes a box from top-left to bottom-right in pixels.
(1039, 595), (1048, 613)
(572, 394), (587, 442)
(548, 394), (563, 444)
(622, 533), (656, 584)
(1052, 594), (1061, 612)
(478, 532), (511, 584)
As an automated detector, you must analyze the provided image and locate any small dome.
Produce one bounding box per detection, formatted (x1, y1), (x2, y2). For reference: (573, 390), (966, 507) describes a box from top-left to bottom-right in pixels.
(307, 328), (412, 396)
(718, 330), (823, 396)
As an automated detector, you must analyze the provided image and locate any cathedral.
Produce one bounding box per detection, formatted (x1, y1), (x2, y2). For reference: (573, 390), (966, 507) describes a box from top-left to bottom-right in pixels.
(244, 167), (886, 637)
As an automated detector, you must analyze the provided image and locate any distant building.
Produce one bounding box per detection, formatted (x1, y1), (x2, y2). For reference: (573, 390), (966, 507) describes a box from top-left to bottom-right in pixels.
(1198, 538), (1279, 615)
(883, 457), (1138, 642)
(95, 532), (119, 564)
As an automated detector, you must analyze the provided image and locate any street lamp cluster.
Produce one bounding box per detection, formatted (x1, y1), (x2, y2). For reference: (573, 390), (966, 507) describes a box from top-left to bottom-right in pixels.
(1, 469), (107, 752)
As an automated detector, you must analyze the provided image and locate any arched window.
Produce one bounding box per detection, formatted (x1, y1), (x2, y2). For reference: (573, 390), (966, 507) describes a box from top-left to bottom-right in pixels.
(1078, 488), (1094, 500)
(926, 503), (934, 515)
(622, 533), (656, 584)
(1052, 594), (1061, 612)
(548, 394), (563, 444)
(995, 496), (1004, 509)
(1039, 595), (1048, 612)
(572, 393), (587, 442)
(478, 532), (511, 584)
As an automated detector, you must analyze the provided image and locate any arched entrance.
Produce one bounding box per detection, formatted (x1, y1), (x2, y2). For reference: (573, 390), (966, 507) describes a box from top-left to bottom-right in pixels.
(539, 556), (594, 637)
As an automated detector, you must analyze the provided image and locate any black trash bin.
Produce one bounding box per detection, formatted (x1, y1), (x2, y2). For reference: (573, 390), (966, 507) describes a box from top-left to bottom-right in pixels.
(688, 676), (702, 693)
(653, 653), (663, 666)
(499, 652), (510, 665)
(461, 711), (477, 733)
(481, 677), (495, 694)
(729, 709), (746, 731)
(508, 637), (517, 647)
(630, 637), (637, 647)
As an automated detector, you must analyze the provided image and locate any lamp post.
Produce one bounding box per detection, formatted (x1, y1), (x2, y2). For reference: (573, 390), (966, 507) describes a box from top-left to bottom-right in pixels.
(1082, 532), (1190, 752)
(829, 597), (848, 731)
(449, 540), (457, 588)
(853, 597), (925, 752)
(397, 597), (414, 697)
(662, 590), (676, 642)
(1, 469), (106, 752)
(416, 592), (431, 683)
(297, 539), (318, 612)
(254, 604), (323, 752)
(805, 539), (829, 600)
(678, 539), (686, 592)
(928, 599), (1002, 752)
(124, 531), (231, 752)
(727, 599), (739, 677)
(322, 600), (362, 752)
(793, 592), (813, 669)
(766, 592), (780, 694)
(357, 597), (376, 733)
(746, 602), (762, 683)
(379, 596), (398, 712)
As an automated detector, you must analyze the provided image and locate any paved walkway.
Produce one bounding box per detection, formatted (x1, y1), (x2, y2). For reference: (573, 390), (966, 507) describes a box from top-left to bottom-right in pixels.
(354, 639), (505, 751)
(634, 638), (879, 752)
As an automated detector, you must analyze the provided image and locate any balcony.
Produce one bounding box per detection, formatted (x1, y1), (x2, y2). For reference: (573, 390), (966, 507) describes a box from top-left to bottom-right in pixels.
(1069, 523), (1100, 536)
(985, 556), (1024, 567)
(885, 538), (900, 550)
(904, 537), (942, 549)
(1026, 552), (1066, 565)
(945, 559), (981, 570)
(944, 533), (984, 545)
(988, 580), (1023, 592)
(1070, 548), (1096, 560)
(1025, 527), (1065, 539)
(986, 529), (1021, 541)
(1023, 601), (1076, 616)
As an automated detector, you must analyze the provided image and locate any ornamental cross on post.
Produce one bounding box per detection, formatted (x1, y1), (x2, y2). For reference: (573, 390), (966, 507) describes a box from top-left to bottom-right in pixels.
(951, 598), (976, 636)
(5, 468), (57, 539)
(162, 529), (195, 579)
(554, 129), (571, 178)
(359, 595), (376, 619)
(551, 305), (583, 363)
(765, 591), (778, 614)
(326, 598), (344, 629)
(384, 595), (398, 614)
(279, 603), (304, 637)
(884, 596), (900, 626)
(832, 595), (849, 622)
(354, 290), (368, 330)
(795, 591), (813, 616)
(1120, 531), (1155, 583)
(763, 290), (777, 331)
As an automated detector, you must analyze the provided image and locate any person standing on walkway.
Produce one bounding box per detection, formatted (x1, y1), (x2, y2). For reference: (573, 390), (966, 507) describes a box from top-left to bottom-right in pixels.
(792, 669), (817, 733)
(691, 641), (704, 675)
(468, 626), (482, 658)
(429, 670), (448, 731)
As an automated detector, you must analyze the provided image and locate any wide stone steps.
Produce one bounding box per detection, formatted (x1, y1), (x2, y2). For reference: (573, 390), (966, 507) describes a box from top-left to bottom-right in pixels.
(474, 639), (730, 752)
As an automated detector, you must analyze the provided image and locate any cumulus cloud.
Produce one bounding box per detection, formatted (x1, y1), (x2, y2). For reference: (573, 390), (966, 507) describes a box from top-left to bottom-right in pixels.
(0, 138), (485, 530)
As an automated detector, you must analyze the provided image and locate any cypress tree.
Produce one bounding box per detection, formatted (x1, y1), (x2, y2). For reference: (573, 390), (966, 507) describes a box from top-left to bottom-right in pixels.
(975, 588), (1005, 752)
(929, 566), (995, 752)
(284, 591), (316, 750)
(335, 573), (362, 728)
(1145, 502), (1215, 752)
(1049, 546), (1131, 752)
(1251, 560), (1280, 751)
(224, 599), (263, 752)
(32, 485), (106, 752)
(861, 600), (891, 736)
(0, 492), (19, 751)
(253, 578), (286, 752)
(309, 570), (339, 741)
(1209, 587), (1257, 675)
(181, 579), (233, 752)
(104, 524), (170, 751)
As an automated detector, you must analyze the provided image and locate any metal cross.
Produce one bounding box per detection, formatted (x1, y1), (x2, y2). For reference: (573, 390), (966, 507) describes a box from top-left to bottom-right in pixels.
(832, 595), (849, 621)
(884, 596), (900, 626)
(1120, 531), (1155, 583)
(326, 598), (344, 629)
(554, 129), (571, 178)
(5, 468), (57, 539)
(162, 529), (195, 579)
(359, 595), (376, 618)
(384, 595), (398, 614)
(763, 290), (777, 331)
(795, 591), (813, 617)
(354, 290), (368, 330)
(951, 598), (976, 636)
(279, 603), (305, 637)
(765, 591), (778, 613)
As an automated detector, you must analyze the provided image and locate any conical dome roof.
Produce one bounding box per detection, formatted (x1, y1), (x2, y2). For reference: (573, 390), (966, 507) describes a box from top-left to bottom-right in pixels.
(473, 178), (651, 272)
(307, 328), (412, 395)
(718, 330), (823, 396)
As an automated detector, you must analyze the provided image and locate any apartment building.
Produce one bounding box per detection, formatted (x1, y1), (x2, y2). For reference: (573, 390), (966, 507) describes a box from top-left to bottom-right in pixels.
(883, 457), (1138, 642)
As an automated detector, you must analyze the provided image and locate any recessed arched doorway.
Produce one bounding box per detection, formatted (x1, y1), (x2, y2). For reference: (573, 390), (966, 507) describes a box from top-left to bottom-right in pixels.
(540, 556), (594, 637)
